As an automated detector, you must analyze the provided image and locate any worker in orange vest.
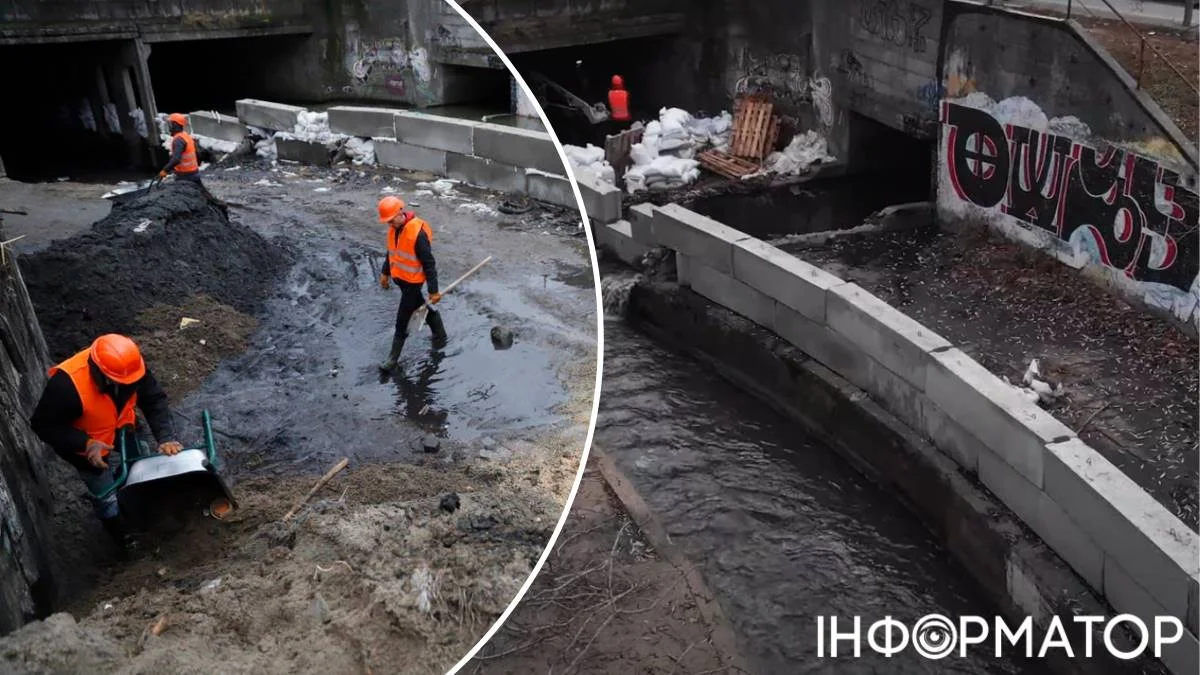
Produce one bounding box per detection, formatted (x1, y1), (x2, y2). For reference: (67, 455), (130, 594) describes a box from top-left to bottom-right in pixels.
(377, 196), (448, 370)
(160, 113), (201, 184)
(608, 75), (631, 125)
(159, 112), (227, 214)
(30, 334), (183, 555)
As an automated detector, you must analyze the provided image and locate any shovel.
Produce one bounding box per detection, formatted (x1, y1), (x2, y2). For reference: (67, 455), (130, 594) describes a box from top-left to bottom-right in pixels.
(406, 256), (492, 336)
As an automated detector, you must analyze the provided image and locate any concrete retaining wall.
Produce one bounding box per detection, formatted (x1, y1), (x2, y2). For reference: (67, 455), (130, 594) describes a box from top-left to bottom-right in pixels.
(935, 5), (1199, 335)
(234, 99), (304, 132)
(601, 203), (1199, 675)
(232, 100), (582, 214)
(327, 106), (397, 139)
(186, 112), (247, 144)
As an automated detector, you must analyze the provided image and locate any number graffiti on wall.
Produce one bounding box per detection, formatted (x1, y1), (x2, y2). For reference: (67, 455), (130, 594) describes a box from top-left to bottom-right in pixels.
(941, 101), (1198, 292)
(859, 0), (933, 53)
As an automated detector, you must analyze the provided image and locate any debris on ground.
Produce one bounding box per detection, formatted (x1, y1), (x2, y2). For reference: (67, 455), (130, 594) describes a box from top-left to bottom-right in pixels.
(18, 182), (289, 360)
(795, 224), (1199, 528)
(0, 459), (573, 675)
(1049, 13), (1199, 143)
(133, 294), (258, 401)
(469, 465), (745, 675)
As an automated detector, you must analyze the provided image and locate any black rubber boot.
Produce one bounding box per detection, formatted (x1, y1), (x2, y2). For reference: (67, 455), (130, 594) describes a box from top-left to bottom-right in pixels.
(378, 334), (406, 371)
(100, 514), (136, 560)
(426, 311), (448, 348)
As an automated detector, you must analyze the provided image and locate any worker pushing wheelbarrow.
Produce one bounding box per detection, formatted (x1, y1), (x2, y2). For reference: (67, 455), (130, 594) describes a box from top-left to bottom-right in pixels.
(31, 334), (236, 557)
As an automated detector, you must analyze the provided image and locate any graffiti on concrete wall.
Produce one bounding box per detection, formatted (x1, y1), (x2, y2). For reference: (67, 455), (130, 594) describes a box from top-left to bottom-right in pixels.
(343, 22), (434, 102)
(836, 49), (871, 88)
(735, 49), (835, 129)
(939, 96), (1199, 319)
(858, 0), (933, 53)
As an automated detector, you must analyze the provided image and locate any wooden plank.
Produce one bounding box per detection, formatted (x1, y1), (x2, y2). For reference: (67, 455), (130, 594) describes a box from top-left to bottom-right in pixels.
(698, 149), (759, 179)
(763, 117), (781, 159)
(604, 124), (644, 187)
(731, 99), (773, 160)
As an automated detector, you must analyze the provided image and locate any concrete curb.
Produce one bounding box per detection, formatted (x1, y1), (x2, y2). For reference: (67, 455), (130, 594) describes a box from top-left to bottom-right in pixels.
(600, 202), (1199, 675)
(231, 100), (580, 211)
(627, 281), (1169, 675)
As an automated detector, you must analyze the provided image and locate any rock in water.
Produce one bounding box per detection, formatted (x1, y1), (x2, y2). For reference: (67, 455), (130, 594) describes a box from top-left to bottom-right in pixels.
(490, 326), (513, 350)
(422, 435), (440, 453)
(439, 493), (460, 513)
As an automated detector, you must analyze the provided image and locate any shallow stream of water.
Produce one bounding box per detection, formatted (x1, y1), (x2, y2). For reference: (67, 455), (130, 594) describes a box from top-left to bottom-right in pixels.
(596, 272), (1046, 674)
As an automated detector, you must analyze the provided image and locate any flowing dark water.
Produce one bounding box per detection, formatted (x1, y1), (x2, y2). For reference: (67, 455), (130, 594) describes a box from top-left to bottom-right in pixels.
(686, 174), (929, 241)
(596, 272), (1046, 674)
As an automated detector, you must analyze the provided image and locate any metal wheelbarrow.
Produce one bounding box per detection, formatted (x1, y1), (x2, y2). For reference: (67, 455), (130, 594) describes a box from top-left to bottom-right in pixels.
(90, 409), (238, 522)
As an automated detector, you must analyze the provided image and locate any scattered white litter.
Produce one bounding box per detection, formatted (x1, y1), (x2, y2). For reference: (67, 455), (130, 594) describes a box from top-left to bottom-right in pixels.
(192, 133), (241, 154)
(758, 130), (835, 177)
(179, 317), (200, 330)
(199, 578), (221, 593)
(253, 178), (281, 187)
(381, 186), (396, 194)
(255, 137), (278, 163)
(132, 219), (152, 233)
(417, 179), (457, 195)
(456, 202), (498, 216)
(344, 137), (376, 166)
(313, 187), (332, 193)
(413, 189), (434, 197)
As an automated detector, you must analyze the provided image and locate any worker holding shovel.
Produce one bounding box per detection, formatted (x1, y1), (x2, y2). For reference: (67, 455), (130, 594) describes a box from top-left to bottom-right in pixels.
(377, 196), (448, 371)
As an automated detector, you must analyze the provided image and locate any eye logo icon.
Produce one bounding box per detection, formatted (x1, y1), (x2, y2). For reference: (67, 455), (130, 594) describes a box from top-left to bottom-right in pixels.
(912, 615), (957, 659)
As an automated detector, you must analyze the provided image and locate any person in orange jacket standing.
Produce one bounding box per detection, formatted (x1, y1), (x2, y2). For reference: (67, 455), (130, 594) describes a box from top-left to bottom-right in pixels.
(377, 196), (448, 370)
(608, 75), (632, 126)
(30, 334), (183, 555)
(159, 112), (226, 214)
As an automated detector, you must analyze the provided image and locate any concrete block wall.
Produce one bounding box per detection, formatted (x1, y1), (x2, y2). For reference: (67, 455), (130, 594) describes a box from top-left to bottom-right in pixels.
(187, 111), (247, 144)
(234, 101), (584, 217)
(602, 202), (1199, 675)
(234, 99), (305, 132)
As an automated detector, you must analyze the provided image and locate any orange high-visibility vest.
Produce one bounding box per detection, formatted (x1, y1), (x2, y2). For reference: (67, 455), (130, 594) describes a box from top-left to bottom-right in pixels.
(173, 131), (199, 174)
(608, 89), (630, 122)
(388, 217), (433, 284)
(48, 349), (138, 456)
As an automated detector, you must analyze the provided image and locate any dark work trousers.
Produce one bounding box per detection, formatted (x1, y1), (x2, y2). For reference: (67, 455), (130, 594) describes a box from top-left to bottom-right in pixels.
(394, 281), (441, 339)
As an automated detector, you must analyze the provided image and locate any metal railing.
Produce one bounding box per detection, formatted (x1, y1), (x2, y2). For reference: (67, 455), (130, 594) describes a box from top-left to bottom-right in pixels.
(1065, 0), (1199, 97)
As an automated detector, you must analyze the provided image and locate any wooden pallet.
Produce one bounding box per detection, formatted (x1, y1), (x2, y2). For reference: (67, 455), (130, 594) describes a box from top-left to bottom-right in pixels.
(604, 123), (644, 186)
(730, 98), (774, 160)
(698, 150), (760, 179)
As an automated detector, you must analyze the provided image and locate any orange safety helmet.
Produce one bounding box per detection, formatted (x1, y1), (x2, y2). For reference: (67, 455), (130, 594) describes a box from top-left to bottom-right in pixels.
(167, 113), (188, 127)
(378, 196), (406, 223)
(89, 334), (146, 385)
(611, 75), (624, 89)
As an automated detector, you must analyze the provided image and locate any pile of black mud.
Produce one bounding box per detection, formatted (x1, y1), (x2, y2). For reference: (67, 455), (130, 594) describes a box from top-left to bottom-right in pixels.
(19, 182), (291, 359)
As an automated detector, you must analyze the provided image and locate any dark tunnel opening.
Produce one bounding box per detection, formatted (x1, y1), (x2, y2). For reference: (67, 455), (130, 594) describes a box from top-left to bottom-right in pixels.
(509, 36), (684, 146)
(0, 41), (153, 182)
(146, 35), (312, 115)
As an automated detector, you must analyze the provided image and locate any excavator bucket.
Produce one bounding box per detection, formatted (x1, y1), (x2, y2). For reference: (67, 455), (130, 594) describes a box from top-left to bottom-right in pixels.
(101, 410), (238, 522)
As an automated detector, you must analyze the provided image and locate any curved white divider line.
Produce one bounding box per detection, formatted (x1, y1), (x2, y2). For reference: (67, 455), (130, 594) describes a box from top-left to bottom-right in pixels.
(440, 1), (605, 674)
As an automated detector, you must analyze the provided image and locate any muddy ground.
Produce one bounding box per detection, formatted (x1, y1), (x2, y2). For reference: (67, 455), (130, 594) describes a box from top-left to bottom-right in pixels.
(2, 160), (597, 673)
(793, 223), (1198, 529)
(468, 457), (747, 675)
